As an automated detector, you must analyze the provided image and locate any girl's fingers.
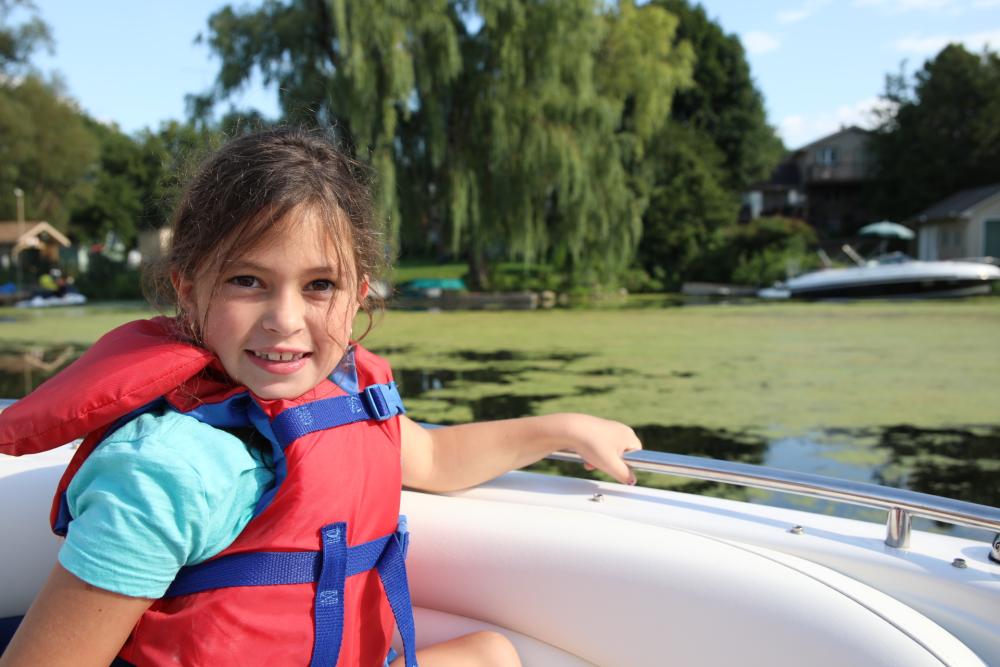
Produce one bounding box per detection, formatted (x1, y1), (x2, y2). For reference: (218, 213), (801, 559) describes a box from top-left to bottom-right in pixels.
(593, 450), (634, 485)
(576, 418), (642, 485)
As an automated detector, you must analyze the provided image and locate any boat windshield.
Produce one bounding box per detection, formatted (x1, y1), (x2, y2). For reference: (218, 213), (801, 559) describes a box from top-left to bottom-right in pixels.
(873, 251), (913, 265)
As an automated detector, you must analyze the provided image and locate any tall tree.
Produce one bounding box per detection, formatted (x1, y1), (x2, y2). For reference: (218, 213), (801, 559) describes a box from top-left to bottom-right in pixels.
(0, 1), (96, 227)
(634, 0), (780, 288)
(70, 122), (147, 243)
(637, 123), (737, 289)
(135, 120), (222, 230)
(0, 0), (51, 75)
(868, 44), (1000, 220)
(0, 75), (98, 226)
(70, 120), (223, 247)
(652, 0), (783, 191)
(193, 0), (462, 249)
(449, 0), (693, 286)
(196, 0), (694, 287)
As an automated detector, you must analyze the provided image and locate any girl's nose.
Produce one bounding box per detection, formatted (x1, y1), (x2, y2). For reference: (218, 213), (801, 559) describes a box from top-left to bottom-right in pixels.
(262, 289), (305, 335)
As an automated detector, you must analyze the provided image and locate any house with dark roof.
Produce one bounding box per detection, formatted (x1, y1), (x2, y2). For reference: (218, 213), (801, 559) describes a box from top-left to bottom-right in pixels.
(909, 184), (1000, 261)
(742, 126), (875, 237)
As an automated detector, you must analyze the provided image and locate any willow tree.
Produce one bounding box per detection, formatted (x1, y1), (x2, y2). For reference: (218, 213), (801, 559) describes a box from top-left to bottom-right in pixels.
(447, 0), (693, 286)
(197, 0), (693, 287)
(195, 0), (462, 248)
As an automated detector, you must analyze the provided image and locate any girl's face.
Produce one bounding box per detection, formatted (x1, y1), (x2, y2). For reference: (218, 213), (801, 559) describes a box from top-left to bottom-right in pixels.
(180, 212), (364, 400)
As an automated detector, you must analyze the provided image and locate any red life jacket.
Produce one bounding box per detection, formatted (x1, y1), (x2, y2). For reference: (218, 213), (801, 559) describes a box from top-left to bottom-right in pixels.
(0, 317), (417, 667)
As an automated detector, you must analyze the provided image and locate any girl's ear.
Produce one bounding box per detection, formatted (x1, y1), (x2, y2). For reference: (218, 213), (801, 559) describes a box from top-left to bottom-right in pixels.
(172, 271), (195, 311)
(357, 276), (370, 302)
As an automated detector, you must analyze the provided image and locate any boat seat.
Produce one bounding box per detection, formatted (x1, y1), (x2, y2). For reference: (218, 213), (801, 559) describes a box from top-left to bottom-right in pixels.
(400, 489), (987, 667)
(1, 452), (988, 666)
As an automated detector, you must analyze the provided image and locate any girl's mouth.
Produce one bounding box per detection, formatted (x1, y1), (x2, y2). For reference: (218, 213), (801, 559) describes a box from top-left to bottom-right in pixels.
(252, 350), (307, 362)
(245, 350), (311, 374)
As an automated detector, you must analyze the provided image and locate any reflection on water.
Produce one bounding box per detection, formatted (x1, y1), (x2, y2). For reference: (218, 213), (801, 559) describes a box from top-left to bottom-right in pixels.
(0, 345), (80, 398)
(876, 426), (1000, 508)
(2, 343), (997, 535)
(389, 353), (1000, 534)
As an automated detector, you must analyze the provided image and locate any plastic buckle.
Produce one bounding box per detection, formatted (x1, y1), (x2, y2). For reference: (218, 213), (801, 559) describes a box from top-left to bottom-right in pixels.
(362, 385), (392, 421)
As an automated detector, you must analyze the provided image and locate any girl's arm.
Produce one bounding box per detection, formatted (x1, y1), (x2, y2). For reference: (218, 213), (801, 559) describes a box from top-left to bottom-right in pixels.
(400, 413), (641, 493)
(0, 563), (151, 667)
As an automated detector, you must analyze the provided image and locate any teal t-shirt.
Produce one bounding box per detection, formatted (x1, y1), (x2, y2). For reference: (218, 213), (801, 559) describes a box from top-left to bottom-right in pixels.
(58, 409), (275, 598)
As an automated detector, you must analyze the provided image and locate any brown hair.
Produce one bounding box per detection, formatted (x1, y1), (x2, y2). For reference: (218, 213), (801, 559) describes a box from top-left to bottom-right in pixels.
(145, 127), (386, 343)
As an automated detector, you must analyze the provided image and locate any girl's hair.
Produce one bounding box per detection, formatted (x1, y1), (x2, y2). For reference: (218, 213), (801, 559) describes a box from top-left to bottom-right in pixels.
(145, 127), (386, 342)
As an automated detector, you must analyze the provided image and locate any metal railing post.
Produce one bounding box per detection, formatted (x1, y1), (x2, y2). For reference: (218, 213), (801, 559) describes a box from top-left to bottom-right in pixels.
(885, 507), (912, 549)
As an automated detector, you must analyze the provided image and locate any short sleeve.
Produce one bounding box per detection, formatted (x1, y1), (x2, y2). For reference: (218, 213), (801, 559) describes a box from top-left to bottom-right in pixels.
(59, 410), (273, 598)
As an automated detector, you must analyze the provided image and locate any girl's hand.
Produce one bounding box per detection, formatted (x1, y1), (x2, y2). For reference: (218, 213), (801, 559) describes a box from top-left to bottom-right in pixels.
(559, 413), (642, 485)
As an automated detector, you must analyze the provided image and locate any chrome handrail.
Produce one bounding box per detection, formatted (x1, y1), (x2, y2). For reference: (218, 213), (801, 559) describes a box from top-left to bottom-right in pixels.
(3, 396), (997, 551)
(548, 450), (1000, 550)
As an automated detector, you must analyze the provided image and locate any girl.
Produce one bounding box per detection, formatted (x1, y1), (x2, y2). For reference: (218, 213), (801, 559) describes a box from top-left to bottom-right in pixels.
(0, 128), (641, 667)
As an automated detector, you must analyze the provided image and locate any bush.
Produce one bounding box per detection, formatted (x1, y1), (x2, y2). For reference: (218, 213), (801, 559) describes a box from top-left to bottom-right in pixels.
(621, 267), (664, 293)
(692, 216), (819, 286)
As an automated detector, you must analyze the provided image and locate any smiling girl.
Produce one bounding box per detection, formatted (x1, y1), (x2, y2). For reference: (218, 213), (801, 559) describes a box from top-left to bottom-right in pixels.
(0, 128), (640, 667)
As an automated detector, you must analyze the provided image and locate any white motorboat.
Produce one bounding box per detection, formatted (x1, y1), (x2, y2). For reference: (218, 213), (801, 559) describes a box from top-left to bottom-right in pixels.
(13, 291), (87, 308)
(759, 252), (1000, 300)
(2, 411), (999, 666)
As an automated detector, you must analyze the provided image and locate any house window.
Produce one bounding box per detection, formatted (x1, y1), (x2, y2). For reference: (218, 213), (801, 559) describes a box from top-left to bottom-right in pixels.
(817, 147), (838, 166)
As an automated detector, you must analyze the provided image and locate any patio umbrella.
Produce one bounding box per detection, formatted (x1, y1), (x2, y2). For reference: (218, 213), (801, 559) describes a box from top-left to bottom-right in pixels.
(858, 221), (915, 240)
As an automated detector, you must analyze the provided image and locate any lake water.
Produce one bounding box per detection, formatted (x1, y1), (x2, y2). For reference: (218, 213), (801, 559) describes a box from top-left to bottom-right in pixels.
(2, 301), (998, 539)
(390, 362), (999, 538)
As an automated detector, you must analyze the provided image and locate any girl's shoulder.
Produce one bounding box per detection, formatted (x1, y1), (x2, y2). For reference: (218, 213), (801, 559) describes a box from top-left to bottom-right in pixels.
(101, 408), (268, 477)
(74, 409), (273, 527)
(62, 409), (274, 597)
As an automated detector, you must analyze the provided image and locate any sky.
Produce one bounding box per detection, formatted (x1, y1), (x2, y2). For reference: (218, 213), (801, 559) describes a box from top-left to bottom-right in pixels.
(24, 0), (1000, 149)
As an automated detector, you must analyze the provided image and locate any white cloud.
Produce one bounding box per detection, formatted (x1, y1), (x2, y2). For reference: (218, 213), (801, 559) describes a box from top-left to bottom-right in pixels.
(894, 28), (1000, 55)
(777, 0), (832, 24)
(778, 97), (892, 147)
(854, 0), (956, 11)
(854, 0), (1000, 11)
(743, 32), (781, 54)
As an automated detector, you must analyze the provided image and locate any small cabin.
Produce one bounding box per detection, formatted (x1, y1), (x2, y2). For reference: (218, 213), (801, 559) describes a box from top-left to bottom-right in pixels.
(910, 183), (1000, 261)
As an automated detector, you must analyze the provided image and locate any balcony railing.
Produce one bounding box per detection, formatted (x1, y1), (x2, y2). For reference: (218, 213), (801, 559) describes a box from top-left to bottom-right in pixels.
(804, 161), (869, 183)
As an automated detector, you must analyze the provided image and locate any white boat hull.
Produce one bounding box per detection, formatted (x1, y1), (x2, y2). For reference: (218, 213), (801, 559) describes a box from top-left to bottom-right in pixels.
(759, 259), (1000, 300)
(2, 448), (997, 666)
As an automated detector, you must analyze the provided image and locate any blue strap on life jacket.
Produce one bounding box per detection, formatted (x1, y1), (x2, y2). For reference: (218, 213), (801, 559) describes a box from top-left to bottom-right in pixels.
(270, 382), (405, 447)
(166, 518), (417, 667)
(375, 518), (417, 667)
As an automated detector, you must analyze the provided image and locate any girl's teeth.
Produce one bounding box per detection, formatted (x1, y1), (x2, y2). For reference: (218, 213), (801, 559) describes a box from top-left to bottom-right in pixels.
(254, 351), (303, 361)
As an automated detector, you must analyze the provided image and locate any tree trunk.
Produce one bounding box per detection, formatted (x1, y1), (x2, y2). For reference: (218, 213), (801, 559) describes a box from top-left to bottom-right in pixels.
(467, 246), (490, 291)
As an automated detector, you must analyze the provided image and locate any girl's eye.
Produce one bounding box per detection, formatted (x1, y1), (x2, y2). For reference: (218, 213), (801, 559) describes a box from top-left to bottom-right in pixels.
(307, 279), (335, 292)
(228, 275), (260, 288)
